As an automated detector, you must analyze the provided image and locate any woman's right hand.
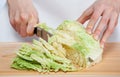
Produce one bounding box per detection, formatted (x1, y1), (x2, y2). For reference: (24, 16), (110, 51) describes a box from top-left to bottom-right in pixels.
(7, 0), (39, 37)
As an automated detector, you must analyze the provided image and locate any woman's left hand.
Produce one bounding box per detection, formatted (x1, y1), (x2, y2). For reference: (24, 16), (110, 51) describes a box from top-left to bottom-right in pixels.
(77, 0), (120, 47)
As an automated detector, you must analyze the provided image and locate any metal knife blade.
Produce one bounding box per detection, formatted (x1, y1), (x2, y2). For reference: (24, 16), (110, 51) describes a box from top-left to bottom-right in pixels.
(34, 27), (52, 41)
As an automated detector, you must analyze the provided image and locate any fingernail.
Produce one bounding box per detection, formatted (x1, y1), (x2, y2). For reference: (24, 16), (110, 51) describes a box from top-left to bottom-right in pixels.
(94, 35), (99, 40)
(101, 43), (104, 48)
(87, 29), (92, 34)
(34, 24), (37, 27)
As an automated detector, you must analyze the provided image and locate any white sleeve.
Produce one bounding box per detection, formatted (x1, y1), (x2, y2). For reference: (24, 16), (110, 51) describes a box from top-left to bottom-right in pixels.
(0, 0), (6, 12)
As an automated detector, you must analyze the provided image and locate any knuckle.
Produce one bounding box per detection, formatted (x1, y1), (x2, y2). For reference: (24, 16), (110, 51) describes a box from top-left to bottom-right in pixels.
(29, 13), (37, 18)
(10, 19), (14, 26)
(83, 10), (90, 17)
(95, 28), (101, 35)
(109, 7), (114, 11)
(99, 4), (105, 9)
(94, 4), (102, 10)
(20, 13), (28, 21)
(86, 25), (93, 30)
(30, 16), (38, 23)
(99, 3), (111, 10)
(107, 28), (113, 34)
(91, 14), (97, 20)
(14, 18), (21, 24)
(115, 20), (118, 27)
(102, 18), (109, 24)
(113, 11), (118, 16)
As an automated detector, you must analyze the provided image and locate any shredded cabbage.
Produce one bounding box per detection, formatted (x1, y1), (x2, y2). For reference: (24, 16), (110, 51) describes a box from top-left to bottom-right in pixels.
(11, 20), (103, 72)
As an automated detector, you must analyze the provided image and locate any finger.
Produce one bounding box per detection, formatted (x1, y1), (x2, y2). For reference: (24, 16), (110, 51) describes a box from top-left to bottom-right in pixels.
(15, 24), (20, 34)
(10, 18), (17, 31)
(86, 8), (104, 34)
(14, 11), (21, 34)
(9, 11), (17, 31)
(19, 13), (29, 37)
(77, 7), (93, 24)
(93, 9), (111, 40)
(20, 23), (27, 37)
(100, 12), (119, 48)
(27, 16), (38, 36)
(20, 13), (28, 24)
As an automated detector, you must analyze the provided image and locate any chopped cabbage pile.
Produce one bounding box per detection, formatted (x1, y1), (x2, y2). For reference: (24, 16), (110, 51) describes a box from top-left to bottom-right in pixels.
(11, 20), (103, 72)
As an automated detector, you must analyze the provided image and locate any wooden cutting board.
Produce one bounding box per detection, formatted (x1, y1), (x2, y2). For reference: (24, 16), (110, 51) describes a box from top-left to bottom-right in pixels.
(0, 42), (120, 75)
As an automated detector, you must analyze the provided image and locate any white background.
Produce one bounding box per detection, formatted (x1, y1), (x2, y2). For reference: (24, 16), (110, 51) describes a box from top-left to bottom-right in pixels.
(0, 0), (120, 42)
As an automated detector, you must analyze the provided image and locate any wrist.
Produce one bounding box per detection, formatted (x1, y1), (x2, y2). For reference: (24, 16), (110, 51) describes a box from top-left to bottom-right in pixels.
(7, 0), (33, 6)
(115, 0), (120, 13)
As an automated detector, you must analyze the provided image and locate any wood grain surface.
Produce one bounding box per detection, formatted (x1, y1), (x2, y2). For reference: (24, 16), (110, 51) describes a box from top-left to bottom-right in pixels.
(0, 42), (120, 75)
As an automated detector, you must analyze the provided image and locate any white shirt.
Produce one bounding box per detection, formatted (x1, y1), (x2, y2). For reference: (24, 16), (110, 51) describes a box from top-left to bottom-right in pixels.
(0, 0), (120, 42)
(0, 0), (6, 11)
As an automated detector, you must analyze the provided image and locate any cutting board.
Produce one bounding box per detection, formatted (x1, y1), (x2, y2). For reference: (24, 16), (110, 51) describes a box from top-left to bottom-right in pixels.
(0, 42), (120, 75)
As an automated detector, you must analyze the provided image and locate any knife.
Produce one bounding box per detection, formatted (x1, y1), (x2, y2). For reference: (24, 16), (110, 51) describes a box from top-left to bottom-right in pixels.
(34, 27), (52, 41)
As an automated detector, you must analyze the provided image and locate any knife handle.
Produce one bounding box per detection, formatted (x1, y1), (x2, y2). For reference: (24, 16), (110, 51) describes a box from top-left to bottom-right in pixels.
(34, 27), (42, 37)
(34, 27), (37, 34)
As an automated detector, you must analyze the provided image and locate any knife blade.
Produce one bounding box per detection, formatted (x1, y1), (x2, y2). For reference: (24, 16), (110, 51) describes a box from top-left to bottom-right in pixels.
(34, 27), (52, 41)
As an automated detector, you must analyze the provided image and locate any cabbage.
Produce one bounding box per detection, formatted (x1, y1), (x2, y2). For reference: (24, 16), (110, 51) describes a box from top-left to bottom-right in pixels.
(11, 39), (76, 72)
(11, 20), (103, 72)
(49, 20), (103, 68)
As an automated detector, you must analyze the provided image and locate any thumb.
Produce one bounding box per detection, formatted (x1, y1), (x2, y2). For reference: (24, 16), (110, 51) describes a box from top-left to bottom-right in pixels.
(77, 7), (93, 24)
(27, 18), (37, 36)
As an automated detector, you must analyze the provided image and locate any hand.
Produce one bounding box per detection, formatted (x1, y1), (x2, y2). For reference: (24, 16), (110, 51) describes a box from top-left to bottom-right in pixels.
(7, 0), (39, 37)
(77, 0), (120, 47)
